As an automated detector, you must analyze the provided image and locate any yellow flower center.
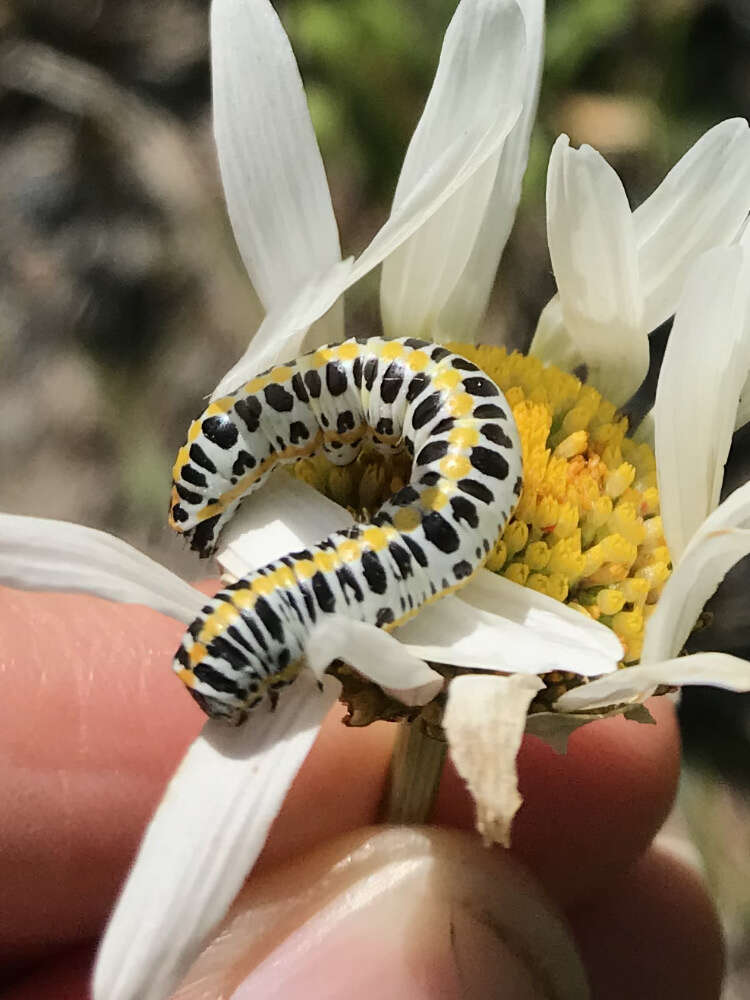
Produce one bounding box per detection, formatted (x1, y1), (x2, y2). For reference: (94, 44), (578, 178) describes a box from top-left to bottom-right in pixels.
(291, 346), (670, 670)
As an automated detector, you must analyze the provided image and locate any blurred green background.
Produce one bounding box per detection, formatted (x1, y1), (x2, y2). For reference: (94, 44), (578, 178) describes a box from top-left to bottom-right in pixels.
(0, 1), (749, 993)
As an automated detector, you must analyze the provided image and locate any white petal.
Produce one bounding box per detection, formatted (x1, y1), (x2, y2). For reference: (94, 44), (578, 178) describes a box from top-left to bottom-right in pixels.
(653, 246), (750, 561)
(439, 0), (545, 340)
(537, 135), (647, 406)
(399, 568), (621, 676)
(93, 671), (339, 1000)
(380, 0), (527, 340)
(305, 615), (443, 705)
(554, 652), (750, 712)
(528, 294), (586, 372)
(0, 515), (204, 624)
(211, 0), (341, 315)
(641, 485), (750, 663)
(300, 296), (346, 355)
(633, 119), (750, 332)
(212, 107), (519, 394)
(351, 110), (519, 286)
(463, 570), (624, 668)
(684, 477), (750, 533)
(736, 229), (750, 428)
(444, 673), (544, 846)
(396, 587), (619, 678)
(211, 258), (355, 398)
(216, 470), (354, 579)
(735, 384), (750, 431)
(632, 409), (654, 447)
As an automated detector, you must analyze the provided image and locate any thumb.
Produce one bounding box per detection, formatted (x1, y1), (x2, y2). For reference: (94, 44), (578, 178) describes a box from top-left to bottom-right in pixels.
(177, 827), (588, 1000)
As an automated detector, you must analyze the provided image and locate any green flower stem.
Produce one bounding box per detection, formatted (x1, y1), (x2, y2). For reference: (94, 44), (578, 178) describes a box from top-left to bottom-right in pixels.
(384, 718), (447, 824)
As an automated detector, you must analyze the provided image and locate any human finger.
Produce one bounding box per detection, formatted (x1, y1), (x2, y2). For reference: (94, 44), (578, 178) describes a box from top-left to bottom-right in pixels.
(178, 826), (588, 1000)
(0, 587), (394, 959)
(568, 846), (724, 999)
(433, 697), (681, 905)
(0, 837), (724, 1000)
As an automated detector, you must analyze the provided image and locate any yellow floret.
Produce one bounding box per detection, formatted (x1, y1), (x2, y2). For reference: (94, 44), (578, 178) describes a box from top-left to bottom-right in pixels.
(504, 562), (530, 586)
(524, 541), (551, 572)
(554, 430), (588, 460)
(596, 588), (626, 615)
(485, 539), (508, 572)
(504, 519), (529, 557)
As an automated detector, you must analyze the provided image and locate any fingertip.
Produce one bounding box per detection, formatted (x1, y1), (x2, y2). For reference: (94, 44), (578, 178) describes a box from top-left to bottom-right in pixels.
(182, 828), (587, 1000)
(568, 846), (724, 999)
(257, 709), (395, 871)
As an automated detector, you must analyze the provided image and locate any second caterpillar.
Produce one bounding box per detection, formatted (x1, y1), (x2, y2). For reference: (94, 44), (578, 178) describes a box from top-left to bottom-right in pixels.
(169, 337), (522, 724)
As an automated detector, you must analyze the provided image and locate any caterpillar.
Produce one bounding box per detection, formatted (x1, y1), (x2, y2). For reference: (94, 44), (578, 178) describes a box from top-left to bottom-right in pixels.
(169, 336), (522, 725)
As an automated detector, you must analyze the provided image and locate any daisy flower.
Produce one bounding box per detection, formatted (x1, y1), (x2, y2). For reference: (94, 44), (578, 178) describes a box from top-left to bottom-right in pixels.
(2, 2), (750, 999)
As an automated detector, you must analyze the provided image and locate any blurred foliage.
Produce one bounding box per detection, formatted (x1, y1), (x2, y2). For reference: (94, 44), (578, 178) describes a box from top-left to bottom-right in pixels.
(280, 0), (749, 208)
(0, 1), (749, 985)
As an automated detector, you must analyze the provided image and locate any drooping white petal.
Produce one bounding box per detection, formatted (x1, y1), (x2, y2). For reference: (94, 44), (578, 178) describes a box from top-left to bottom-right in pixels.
(642, 481), (750, 663)
(633, 119), (750, 332)
(93, 671), (339, 1000)
(554, 652), (750, 712)
(217, 470), (354, 580)
(396, 585), (620, 678)
(380, 0), (527, 340)
(654, 246), (750, 561)
(444, 673), (544, 846)
(463, 570), (623, 665)
(305, 615), (443, 705)
(439, 0), (545, 341)
(211, 0), (341, 328)
(213, 104), (521, 395)
(0, 515), (204, 624)
(533, 135), (646, 406)
(399, 567), (621, 676)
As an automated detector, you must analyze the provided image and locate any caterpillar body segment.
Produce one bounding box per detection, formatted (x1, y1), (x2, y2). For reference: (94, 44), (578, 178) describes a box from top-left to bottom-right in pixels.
(170, 337), (522, 724)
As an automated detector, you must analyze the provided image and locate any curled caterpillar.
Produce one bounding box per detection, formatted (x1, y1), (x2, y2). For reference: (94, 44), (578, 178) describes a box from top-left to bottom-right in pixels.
(169, 337), (522, 724)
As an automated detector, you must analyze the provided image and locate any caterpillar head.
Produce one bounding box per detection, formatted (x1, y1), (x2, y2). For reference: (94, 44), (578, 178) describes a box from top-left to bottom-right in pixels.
(173, 592), (278, 726)
(183, 685), (249, 726)
(168, 488), (226, 558)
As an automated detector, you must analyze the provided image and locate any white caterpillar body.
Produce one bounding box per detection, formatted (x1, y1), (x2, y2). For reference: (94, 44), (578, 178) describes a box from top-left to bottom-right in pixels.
(169, 337), (522, 724)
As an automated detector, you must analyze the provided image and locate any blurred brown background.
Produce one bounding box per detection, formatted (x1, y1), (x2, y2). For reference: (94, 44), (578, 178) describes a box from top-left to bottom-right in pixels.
(0, 1), (749, 993)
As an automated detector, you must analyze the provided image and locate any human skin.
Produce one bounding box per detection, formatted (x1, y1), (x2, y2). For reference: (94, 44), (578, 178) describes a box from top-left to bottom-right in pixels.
(0, 586), (724, 998)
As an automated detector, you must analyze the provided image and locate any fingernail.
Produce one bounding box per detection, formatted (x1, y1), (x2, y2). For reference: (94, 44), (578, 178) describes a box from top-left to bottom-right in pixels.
(230, 890), (544, 1000)
(450, 907), (551, 999)
(205, 828), (588, 1000)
